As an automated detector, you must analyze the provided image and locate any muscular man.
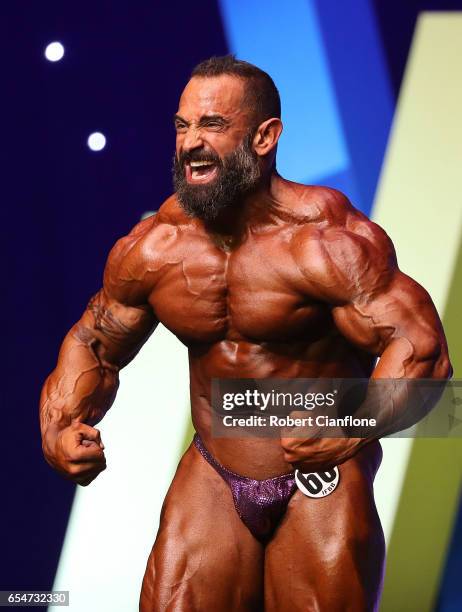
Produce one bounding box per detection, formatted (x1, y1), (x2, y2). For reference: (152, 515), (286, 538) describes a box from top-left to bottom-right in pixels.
(40, 56), (451, 611)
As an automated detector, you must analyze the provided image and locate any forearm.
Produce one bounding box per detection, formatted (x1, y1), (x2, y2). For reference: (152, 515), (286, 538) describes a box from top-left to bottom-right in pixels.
(280, 337), (452, 471)
(40, 362), (118, 432)
(371, 335), (452, 380)
(40, 326), (119, 456)
(355, 336), (452, 437)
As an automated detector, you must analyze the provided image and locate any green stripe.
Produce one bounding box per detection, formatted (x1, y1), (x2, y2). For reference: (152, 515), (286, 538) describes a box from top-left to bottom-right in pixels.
(370, 12), (462, 611)
(381, 231), (462, 612)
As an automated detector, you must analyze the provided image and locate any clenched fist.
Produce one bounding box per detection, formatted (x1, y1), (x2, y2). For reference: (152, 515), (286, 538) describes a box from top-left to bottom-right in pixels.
(43, 418), (106, 486)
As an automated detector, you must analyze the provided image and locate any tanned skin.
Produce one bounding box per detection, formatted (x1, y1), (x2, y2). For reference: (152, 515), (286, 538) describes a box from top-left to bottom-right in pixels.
(40, 74), (451, 611)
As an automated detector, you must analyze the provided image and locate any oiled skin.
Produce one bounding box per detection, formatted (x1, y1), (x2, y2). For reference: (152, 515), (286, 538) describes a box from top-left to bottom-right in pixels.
(40, 175), (451, 611)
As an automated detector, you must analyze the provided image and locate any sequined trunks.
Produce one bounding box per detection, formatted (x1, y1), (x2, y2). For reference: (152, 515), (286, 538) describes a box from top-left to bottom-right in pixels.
(193, 433), (297, 543)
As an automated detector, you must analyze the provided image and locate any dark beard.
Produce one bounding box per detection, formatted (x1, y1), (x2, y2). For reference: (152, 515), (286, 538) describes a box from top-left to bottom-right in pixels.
(172, 133), (261, 221)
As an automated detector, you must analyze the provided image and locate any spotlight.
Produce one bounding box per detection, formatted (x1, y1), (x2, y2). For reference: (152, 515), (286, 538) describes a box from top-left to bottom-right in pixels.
(45, 42), (65, 62)
(87, 132), (107, 152)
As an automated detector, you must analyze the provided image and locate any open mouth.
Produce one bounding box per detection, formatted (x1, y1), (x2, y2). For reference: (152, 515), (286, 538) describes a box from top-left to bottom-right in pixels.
(185, 160), (218, 184)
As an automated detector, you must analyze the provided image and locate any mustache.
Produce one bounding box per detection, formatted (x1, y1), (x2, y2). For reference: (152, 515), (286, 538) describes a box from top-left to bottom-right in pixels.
(172, 133), (261, 221)
(176, 149), (222, 168)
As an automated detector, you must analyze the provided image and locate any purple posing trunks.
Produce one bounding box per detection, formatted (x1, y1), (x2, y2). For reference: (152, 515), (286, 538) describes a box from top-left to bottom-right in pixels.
(193, 433), (297, 542)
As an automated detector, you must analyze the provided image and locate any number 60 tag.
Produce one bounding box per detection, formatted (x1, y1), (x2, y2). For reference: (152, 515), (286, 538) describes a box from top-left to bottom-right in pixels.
(294, 467), (340, 498)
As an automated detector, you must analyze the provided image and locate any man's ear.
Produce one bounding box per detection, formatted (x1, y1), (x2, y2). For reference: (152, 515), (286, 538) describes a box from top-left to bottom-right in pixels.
(252, 118), (283, 158)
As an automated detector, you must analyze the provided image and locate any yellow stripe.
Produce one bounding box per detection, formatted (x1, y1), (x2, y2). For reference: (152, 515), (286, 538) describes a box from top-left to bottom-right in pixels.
(370, 13), (462, 611)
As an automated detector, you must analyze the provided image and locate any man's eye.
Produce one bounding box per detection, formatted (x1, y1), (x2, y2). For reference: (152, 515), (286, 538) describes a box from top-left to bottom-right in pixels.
(175, 123), (187, 131)
(205, 122), (223, 129)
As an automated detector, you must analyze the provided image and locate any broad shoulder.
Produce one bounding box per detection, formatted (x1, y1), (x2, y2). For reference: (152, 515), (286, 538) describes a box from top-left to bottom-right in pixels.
(103, 195), (191, 304)
(284, 183), (397, 302)
(276, 180), (372, 232)
(281, 182), (393, 251)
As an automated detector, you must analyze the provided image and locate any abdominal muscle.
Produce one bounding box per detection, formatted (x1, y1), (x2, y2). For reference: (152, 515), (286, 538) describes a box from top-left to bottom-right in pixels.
(187, 336), (375, 479)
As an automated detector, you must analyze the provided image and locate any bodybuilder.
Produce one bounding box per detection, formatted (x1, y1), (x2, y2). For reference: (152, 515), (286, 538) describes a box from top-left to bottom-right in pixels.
(40, 56), (451, 611)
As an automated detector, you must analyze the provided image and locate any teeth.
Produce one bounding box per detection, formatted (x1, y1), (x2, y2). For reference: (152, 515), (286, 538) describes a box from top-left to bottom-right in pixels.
(190, 161), (215, 168)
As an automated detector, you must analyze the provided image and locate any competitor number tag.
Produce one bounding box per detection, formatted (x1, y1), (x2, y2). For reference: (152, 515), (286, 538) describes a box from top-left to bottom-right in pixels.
(295, 467), (340, 498)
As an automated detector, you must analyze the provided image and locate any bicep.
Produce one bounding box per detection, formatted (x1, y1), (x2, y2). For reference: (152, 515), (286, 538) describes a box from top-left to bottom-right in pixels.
(76, 223), (159, 368)
(295, 218), (446, 362)
(332, 271), (448, 374)
(73, 287), (158, 370)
